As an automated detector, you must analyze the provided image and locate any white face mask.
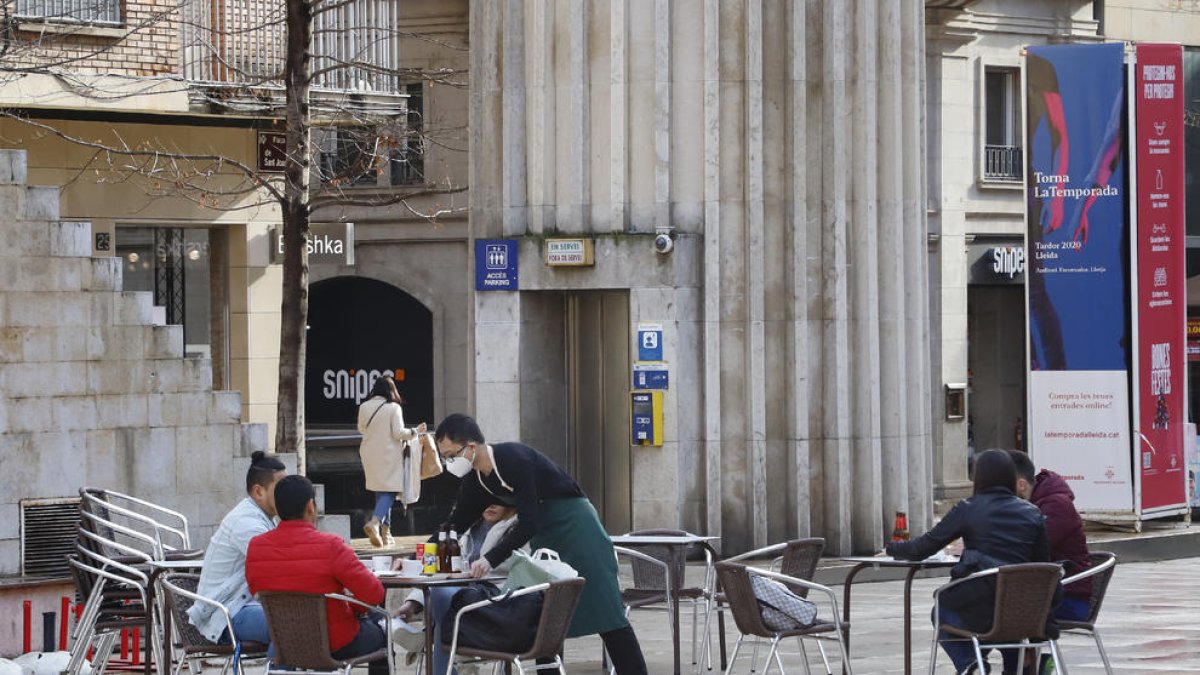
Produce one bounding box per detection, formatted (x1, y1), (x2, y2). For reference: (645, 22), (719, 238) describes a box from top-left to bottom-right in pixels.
(445, 445), (475, 478)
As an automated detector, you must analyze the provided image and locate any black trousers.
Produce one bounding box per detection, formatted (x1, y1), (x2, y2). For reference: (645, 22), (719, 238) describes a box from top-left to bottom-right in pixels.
(534, 624), (646, 674)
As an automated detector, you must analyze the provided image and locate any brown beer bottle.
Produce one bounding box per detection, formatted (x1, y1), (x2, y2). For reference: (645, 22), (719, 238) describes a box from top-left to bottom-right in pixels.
(892, 511), (910, 542)
(437, 525), (451, 573)
(447, 529), (463, 573)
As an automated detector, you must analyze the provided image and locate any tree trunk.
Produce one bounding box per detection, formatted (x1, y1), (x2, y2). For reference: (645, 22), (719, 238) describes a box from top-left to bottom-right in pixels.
(276, 0), (313, 471)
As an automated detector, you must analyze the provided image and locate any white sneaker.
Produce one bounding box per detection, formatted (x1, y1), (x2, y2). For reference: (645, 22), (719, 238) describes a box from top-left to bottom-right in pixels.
(363, 517), (384, 548)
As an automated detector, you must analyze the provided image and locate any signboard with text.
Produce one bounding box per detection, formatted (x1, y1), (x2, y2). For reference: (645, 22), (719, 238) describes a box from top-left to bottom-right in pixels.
(1025, 43), (1132, 512)
(270, 222), (354, 265)
(1133, 43), (1187, 513)
(475, 239), (519, 291)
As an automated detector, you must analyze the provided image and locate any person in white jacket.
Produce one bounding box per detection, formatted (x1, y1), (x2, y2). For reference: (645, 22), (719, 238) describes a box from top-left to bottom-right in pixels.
(357, 375), (425, 547)
(393, 503), (528, 674)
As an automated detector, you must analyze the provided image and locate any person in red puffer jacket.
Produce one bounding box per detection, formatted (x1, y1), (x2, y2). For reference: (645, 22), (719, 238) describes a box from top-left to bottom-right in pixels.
(246, 475), (386, 667)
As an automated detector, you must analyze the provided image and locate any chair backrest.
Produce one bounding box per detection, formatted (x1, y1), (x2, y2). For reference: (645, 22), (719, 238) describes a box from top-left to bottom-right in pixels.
(626, 529), (690, 593)
(79, 487), (190, 559)
(160, 573), (216, 650)
(258, 591), (341, 671)
(522, 578), (587, 660)
(777, 538), (824, 598)
(714, 563), (773, 639)
(1081, 551), (1116, 624)
(980, 563), (1062, 643)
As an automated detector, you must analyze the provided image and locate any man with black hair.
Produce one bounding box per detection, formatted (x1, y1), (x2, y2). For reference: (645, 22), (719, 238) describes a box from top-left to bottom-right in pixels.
(188, 451), (286, 646)
(434, 412), (649, 675)
(246, 475), (387, 666)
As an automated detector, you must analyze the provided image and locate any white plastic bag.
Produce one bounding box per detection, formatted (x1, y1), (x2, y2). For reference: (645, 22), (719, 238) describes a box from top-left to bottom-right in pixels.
(503, 548), (578, 589)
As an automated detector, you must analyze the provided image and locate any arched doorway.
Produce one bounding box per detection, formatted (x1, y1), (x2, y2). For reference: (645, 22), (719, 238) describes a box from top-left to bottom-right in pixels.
(305, 276), (454, 536)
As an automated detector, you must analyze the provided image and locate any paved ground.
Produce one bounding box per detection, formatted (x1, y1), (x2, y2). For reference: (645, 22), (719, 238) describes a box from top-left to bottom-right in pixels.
(534, 556), (1200, 674)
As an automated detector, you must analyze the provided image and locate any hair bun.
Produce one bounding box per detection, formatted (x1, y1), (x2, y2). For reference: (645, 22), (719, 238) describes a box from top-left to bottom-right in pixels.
(251, 450), (267, 464)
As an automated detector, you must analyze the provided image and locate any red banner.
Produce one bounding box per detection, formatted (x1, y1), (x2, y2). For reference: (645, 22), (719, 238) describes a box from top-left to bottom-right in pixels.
(1135, 44), (1187, 511)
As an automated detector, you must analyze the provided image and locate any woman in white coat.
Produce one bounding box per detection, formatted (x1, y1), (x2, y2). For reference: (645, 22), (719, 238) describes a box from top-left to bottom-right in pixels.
(357, 375), (424, 547)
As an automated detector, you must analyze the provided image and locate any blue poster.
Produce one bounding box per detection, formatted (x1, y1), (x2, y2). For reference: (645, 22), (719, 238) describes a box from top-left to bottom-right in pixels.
(1026, 43), (1128, 371)
(475, 239), (518, 291)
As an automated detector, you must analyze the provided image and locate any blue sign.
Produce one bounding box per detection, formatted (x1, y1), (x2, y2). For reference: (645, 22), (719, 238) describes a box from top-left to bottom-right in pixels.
(633, 363), (669, 390)
(475, 239), (519, 291)
(637, 324), (663, 361)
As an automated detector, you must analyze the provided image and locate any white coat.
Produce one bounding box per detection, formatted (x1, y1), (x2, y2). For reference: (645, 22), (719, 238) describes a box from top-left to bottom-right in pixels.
(357, 396), (420, 499)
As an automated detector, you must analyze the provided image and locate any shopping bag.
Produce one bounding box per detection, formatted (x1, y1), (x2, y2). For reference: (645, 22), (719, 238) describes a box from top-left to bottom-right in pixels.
(418, 433), (443, 480)
(750, 575), (818, 630)
(440, 585), (544, 653)
(503, 548), (578, 590)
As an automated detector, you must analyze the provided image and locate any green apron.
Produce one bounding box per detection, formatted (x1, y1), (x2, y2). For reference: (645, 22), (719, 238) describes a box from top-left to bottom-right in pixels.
(529, 498), (627, 637)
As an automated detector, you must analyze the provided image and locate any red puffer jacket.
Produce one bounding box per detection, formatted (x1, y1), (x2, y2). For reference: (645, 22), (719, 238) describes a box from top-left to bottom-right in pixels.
(246, 520), (384, 651)
(1031, 470), (1092, 600)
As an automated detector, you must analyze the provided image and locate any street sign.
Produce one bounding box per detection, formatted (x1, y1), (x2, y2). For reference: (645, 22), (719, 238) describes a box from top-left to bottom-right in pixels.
(475, 239), (519, 291)
(257, 131), (287, 172)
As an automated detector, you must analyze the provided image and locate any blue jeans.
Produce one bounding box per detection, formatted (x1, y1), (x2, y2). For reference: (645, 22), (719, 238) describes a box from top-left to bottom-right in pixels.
(220, 601), (273, 658)
(935, 608), (981, 672)
(427, 586), (460, 675)
(331, 616), (388, 675)
(373, 492), (395, 525)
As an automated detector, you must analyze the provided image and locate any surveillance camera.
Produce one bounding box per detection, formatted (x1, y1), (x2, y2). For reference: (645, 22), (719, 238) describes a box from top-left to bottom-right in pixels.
(654, 233), (674, 255)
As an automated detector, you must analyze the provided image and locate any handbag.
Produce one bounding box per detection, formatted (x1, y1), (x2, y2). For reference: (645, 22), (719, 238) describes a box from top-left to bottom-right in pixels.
(503, 548), (578, 590)
(750, 575), (818, 631)
(418, 433), (443, 480)
(440, 585), (544, 653)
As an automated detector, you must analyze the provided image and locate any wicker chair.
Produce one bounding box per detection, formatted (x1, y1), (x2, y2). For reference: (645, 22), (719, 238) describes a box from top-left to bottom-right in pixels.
(1058, 551), (1117, 674)
(617, 529), (715, 669)
(159, 573), (269, 675)
(258, 591), (392, 675)
(714, 562), (851, 675)
(705, 538), (826, 672)
(929, 563), (1066, 675)
(443, 578), (586, 675)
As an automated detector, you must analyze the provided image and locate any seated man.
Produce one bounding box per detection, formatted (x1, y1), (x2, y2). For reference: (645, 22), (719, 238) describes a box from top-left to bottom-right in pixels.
(187, 451), (286, 647)
(246, 475), (387, 669)
(393, 501), (528, 675)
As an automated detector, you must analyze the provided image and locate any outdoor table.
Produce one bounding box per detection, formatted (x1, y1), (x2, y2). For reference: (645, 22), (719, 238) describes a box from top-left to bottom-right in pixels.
(839, 554), (958, 675)
(610, 534), (720, 675)
(376, 572), (506, 675)
(146, 558), (205, 675)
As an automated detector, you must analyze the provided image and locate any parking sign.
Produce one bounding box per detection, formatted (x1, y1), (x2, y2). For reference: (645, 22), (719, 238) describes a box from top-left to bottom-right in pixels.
(475, 239), (519, 291)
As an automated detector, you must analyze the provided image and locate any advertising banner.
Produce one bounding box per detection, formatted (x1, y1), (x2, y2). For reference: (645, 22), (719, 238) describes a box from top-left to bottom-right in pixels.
(1134, 44), (1187, 512)
(1025, 43), (1132, 511)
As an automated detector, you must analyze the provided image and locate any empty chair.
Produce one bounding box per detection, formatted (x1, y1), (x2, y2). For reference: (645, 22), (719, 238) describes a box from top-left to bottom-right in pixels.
(929, 563), (1066, 675)
(714, 562), (850, 675)
(159, 573), (268, 675)
(258, 590), (392, 675)
(1057, 551), (1117, 675)
(443, 578), (586, 675)
(706, 539), (825, 672)
(79, 487), (195, 560)
(618, 529), (715, 669)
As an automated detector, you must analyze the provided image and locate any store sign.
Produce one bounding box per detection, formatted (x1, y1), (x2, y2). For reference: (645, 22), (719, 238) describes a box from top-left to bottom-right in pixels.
(270, 222), (354, 265)
(968, 243), (1025, 284)
(545, 238), (595, 266)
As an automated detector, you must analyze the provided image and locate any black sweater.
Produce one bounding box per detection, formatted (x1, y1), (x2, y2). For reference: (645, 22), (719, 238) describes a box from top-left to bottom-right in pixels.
(443, 442), (585, 568)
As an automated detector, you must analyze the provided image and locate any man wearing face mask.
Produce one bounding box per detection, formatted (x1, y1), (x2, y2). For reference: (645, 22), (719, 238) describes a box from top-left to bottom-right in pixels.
(434, 413), (648, 675)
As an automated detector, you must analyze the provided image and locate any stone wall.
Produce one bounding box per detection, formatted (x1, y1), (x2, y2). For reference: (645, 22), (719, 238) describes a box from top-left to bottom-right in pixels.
(0, 148), (269, 578)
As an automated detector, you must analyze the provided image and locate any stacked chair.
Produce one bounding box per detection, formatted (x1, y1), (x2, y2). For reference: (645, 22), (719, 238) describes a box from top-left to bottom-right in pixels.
(67, 488), (200, 675)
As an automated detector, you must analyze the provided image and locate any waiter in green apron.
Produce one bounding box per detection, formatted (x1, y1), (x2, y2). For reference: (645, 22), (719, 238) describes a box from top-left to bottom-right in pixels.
(434, 413), (648, 675)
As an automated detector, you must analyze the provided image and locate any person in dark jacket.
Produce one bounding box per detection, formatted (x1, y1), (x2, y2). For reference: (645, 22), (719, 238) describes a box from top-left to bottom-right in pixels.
(1008, 449), (1092, 618)
(434, 413), (648, 675)
(887, 449), (1051, 675)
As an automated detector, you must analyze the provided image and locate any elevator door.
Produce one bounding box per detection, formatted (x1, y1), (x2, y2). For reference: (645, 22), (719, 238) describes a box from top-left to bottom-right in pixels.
(567, 291), (632, 533)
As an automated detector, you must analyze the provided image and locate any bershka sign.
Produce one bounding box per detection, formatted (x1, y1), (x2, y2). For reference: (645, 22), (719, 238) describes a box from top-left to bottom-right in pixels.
(270, 222), (354, 265)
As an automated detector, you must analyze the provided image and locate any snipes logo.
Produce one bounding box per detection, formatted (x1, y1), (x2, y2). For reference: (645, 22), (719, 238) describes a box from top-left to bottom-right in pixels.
(322, 368), (403, 404)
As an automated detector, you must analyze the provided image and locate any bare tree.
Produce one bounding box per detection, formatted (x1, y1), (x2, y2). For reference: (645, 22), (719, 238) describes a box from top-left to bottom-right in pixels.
(0, 0), (467, 469)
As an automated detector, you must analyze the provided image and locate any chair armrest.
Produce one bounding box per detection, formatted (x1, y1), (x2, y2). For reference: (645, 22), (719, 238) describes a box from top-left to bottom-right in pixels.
(722, 542), (788, 564)
(744, 568), (845, 630)
(613, 546), (674, 599)
(159, 579), (236, 647)
(444, 584), (551, 675)
(324, 593), (393, 673)
(1062, 554), (1115, 587)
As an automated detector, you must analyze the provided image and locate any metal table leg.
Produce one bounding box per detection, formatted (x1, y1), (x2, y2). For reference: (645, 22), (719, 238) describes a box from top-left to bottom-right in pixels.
(903, 566), (922, 675)
(841, 563), (870, 675)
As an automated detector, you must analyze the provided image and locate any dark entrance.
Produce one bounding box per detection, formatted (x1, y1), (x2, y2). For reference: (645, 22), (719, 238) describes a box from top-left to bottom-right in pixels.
(305, 276), (456, 536)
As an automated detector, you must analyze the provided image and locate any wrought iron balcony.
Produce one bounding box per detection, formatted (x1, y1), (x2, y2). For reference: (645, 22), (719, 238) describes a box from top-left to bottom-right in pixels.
(983, 145), (1023, 182)
(181, 0), (404, 111)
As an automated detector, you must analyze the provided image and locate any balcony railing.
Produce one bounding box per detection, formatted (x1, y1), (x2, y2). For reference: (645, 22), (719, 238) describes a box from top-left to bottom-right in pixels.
(181, 0), (402, 98)
(983, 145), (1023, 182)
